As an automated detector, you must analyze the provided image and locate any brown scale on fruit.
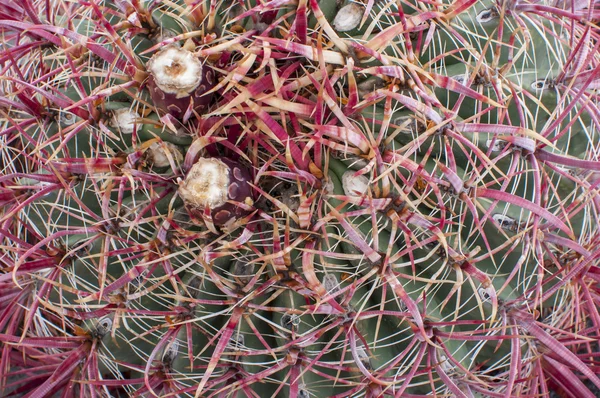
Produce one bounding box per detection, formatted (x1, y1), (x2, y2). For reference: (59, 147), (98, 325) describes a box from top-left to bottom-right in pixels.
(163, 61), (184, 77)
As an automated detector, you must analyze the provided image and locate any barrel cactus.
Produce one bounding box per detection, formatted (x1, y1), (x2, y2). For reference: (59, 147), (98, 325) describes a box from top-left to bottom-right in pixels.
(2, 0), (600, 397)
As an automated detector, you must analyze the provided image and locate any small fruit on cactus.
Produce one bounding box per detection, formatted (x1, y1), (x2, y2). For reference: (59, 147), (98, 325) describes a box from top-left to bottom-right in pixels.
(3, 1), (600, 397)
(146, 46), (215, 118)
(178, 157), (252, 225)
(333, 3), (364, 32)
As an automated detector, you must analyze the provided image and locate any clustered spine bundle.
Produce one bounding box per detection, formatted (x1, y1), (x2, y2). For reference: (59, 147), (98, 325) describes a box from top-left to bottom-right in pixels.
(1, 1), (600, 397)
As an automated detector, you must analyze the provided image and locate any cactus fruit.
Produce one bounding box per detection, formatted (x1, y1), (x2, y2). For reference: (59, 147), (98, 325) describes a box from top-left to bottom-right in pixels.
(178, 157), (253, 226)
(146, 46), (216, 119)
(2, 0), (600, 397)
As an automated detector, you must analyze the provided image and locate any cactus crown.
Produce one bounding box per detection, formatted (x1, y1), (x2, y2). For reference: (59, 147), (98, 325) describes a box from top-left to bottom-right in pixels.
(1, 0), (600, 397)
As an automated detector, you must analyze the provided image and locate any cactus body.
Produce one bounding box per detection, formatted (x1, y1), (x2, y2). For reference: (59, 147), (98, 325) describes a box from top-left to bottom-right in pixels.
(2, 1), (600, 397)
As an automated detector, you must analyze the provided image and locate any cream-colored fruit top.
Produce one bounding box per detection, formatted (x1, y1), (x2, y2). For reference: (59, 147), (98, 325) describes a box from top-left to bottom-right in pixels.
(333, 3), (364, 32)
(178, 158), (230, 209)
(147, 46), (203, 98)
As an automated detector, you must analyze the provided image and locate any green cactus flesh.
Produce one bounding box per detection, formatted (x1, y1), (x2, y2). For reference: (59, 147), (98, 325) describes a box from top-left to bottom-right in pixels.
(2, 0), (600, 397)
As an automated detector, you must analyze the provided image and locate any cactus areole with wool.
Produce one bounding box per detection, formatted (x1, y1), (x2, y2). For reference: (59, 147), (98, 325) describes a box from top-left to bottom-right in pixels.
(2, 1), (600, 398)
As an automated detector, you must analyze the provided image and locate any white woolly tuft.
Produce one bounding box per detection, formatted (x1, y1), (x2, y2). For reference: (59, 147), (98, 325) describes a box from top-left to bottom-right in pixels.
(147, 46), (203, 98)
(111, 108), (137, 134)
(148, 142), (183, 168)
(476, 8), (498, 24)
(323, 177), (335, 195)
(333, 3), (364, 32)
(342, 171), (370, 196)
(492, 214), (518, 230)
(323, 274), (339, 294)
(485, 139), (505, 152)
